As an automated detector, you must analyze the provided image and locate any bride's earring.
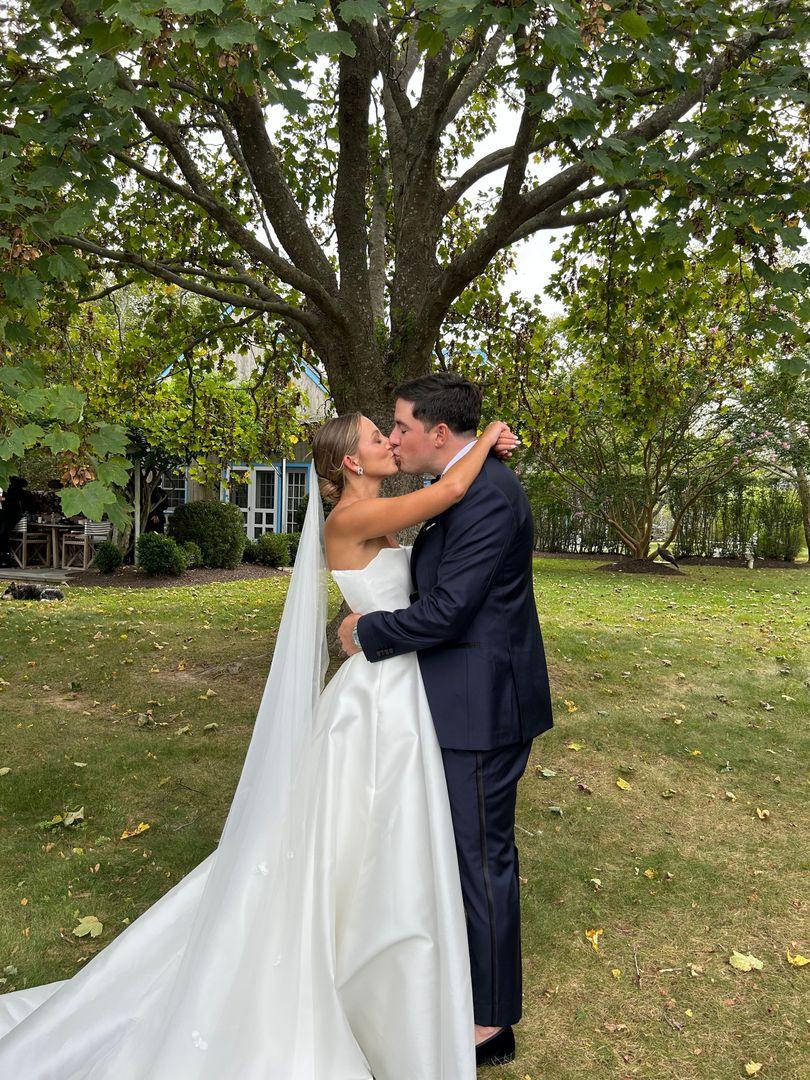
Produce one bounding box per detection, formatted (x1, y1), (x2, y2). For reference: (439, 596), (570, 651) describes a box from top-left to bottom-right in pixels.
(356, 466), (364, 476)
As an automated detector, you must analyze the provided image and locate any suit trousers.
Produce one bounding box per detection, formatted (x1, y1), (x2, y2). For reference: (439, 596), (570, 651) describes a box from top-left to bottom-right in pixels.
(440, 737), (533, 1027)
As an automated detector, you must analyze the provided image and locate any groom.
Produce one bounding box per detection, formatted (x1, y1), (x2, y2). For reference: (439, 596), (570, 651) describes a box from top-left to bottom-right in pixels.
(338, 372), (553, 1067)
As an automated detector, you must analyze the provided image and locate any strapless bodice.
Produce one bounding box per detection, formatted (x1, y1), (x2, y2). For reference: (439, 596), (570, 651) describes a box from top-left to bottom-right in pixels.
(330, 546), (411, 614)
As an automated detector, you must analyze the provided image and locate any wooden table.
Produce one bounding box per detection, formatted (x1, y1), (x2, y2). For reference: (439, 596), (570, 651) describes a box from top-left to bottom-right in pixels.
(32, 520), (78, 569)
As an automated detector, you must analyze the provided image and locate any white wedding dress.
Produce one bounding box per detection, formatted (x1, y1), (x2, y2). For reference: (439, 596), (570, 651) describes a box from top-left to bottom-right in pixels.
(0, 521), (476, 1077)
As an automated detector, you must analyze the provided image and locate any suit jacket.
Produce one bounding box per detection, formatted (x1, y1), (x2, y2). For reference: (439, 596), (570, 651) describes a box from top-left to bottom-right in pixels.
(356, 455), (553, 750)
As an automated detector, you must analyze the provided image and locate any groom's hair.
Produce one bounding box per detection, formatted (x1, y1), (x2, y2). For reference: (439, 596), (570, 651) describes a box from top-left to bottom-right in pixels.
(393, 372), (481, 435)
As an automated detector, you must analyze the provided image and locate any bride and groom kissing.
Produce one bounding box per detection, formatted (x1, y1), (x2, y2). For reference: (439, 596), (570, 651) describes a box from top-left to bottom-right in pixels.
(0, 372), (553, 1078)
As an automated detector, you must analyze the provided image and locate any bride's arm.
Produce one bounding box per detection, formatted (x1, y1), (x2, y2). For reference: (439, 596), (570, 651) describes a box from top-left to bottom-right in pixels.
(329, 422), (514, 543)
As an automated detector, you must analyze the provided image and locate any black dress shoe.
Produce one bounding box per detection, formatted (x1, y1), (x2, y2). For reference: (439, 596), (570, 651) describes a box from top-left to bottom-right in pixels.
(475, 1025), (515, 1067)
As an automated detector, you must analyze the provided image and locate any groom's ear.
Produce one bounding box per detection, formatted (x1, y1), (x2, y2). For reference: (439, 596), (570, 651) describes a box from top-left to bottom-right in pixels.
(432, 422), (450, 447)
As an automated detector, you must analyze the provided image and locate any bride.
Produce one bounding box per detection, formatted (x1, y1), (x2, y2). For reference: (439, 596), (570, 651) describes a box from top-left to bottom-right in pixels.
(0, 412), (515, 1078)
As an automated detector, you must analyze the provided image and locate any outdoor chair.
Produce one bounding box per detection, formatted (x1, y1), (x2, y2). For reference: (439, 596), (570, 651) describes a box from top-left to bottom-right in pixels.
(61, 521), (112, 570)
(9, 517), (52, 569)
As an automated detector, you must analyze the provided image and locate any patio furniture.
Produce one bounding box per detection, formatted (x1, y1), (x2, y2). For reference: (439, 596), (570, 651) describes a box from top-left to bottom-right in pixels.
(9, 517), (52, 569)
(61, 521), (113, 570)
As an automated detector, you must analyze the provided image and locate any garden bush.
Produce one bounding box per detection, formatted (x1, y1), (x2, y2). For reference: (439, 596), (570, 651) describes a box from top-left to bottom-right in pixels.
(167, 500), (245, 568)
(254, 533), (290, 568)
(286, 532), (302, 564)
(753, 489), (803, 561)
(137, 533), (186, 576)
(93, 540), (123, 574)
(179, 540), (202, 568)
(242, 538), (259, 564)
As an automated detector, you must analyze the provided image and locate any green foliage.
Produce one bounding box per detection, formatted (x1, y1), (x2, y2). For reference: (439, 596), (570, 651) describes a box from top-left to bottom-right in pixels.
(253, 532), (290, 567)
(241, 537), (259, 563)
(753, 488), (804, 561)
(93, 540), (124, 574)
(167, 500), (246, 568)
(0, 0), (804, 423)
(178, 540), (203, 569)
(136, 533), (186, 576)
(286, 531), (302, 564)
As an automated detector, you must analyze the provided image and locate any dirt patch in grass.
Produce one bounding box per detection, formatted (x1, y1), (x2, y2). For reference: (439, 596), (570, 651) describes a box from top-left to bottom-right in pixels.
(596, 558), (685, 575)
(67, 564), (289, 589)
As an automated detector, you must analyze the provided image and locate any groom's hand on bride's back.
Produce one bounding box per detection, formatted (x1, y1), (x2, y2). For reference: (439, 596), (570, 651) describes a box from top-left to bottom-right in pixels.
(338, 612), (363, 656)
(493, 424), (519, 460)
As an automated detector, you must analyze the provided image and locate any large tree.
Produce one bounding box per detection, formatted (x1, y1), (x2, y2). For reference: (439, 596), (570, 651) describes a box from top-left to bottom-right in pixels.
(1, 0), (806, 434)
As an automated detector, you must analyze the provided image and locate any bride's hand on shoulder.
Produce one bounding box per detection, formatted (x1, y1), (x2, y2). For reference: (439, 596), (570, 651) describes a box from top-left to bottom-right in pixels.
(485, 422), (520, 460)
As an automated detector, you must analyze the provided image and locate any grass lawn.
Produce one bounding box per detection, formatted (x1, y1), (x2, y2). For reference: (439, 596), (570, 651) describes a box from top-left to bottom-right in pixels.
(0, 559), (807, 1078)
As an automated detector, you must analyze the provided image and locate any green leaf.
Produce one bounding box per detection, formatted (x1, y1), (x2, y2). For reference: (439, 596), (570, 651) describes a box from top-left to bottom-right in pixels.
(28, 164), (73, 190)
(40, 429), (81, 454)
(415, 23), (446, 57)
(86, 58), (118, 90)
(0, 272), (43, 308)
(95, 455), (131, 488)
(49, 385), (86, 424)
(274, 2), (316, 25)
(617, 11), (651, 40)
(58, 480), (113, 520)
(53, 203), (94, 234)
(0, 423), (46, 460)
(305, 29), (356, 56)
(339, 0), (382, 22)
(44, 252), (86, 282)
(87, 423), (129, 457)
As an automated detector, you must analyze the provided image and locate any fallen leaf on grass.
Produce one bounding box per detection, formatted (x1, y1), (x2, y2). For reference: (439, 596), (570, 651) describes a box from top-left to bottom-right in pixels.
(616, 777), (632, 791)
(120, 822), (150, 840)
(0, 767), (10, 777)
(586, 928), (603, 951)
(73, 915), (103, 939)
(744, 1064), (762, 1076)
(725, 791), (737, 802)
(786, 949), (809, 967)
(566, 741), (584, 751)
(563, 700), (578, 713)
(589, 878), (602, 890)
(603, 1020), (627, 1033)
(535, 767), (557, 778)
(729, 951), (763, 972)
(611, 968), (621, 979)
(203, 723), (219, 733)
(755, 808), (770, 820)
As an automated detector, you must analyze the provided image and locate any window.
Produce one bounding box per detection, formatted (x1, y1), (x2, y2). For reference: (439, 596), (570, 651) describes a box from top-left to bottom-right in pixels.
(161, 470), (187, 513)
(253, 468), (276, 537)
(286, 469), (307, 532)
(228, 468), (250, 532)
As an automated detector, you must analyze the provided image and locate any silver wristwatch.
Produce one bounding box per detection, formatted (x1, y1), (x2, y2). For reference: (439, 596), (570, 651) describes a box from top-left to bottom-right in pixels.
(351, 625), (361, 650)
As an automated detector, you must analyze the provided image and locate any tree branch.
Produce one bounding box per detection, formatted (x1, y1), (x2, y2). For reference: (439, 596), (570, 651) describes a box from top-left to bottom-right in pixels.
(56, 235), (320, 331)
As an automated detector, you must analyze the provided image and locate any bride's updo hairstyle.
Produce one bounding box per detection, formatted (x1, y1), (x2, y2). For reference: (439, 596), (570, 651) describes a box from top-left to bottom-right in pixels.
(312, 412), (362, 503)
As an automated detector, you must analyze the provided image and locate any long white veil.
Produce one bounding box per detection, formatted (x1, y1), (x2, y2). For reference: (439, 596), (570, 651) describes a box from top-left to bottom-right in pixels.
(0, 467), (330, 1077)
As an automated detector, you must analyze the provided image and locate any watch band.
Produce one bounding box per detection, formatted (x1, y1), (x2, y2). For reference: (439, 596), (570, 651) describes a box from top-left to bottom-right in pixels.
(351, 625), (361, 650)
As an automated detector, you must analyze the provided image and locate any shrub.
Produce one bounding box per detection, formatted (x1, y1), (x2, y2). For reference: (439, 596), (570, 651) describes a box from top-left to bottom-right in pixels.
(93, 540), (123, 574)
(167, 500), (246, 568)
(137, 533), (186, 576)
(254, 532), (290, 567)
(286, 532), (302, 564)
(179, 540), (202, 568)
(753, 488), (803, 561)
(242, 538), (259, 563)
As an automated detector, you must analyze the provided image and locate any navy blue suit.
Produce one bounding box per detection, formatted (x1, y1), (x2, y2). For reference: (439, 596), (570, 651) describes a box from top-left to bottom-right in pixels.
(357, 454), (553, 1025)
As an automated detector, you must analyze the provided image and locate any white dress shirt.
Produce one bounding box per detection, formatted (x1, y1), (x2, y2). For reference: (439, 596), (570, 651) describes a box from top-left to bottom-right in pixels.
(440, 439), (477, 477)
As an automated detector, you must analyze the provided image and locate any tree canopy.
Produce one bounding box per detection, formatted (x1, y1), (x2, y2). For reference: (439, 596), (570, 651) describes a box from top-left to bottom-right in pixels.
(1, 0), (806, 427)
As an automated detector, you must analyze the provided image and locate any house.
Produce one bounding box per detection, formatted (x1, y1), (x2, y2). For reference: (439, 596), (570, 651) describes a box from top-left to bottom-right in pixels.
(160, 359), (330, 538)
